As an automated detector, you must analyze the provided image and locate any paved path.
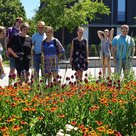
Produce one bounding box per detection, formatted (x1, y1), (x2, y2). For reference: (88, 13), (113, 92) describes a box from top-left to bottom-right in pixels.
(0, 66), (136, 87)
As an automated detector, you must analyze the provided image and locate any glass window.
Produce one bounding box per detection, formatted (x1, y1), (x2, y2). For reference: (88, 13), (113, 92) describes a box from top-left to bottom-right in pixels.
(117, 0), (126, 22)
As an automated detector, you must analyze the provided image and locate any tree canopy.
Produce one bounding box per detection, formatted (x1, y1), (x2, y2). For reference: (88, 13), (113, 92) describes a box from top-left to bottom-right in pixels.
(35, 0), (110, 32)
(0, 0), (26, 27)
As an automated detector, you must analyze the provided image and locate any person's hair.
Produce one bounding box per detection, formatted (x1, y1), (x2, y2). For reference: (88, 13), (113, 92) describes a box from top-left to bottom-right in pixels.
(0, 26), (5, 34)
(77, 27), (84, 32)
(121, 24), (129, 30)
(20, 22), (30, 31)
(104, 29), (109, 32)
(46, 26), (54, 33)
(16, 17), (23, 22)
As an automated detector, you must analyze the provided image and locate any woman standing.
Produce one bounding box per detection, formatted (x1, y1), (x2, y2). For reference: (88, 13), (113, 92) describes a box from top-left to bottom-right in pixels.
(70, 27), (89, 81)
(42, 26), (65, 84)
(97, 28), (114, 78)
(7, 22), (32, 83)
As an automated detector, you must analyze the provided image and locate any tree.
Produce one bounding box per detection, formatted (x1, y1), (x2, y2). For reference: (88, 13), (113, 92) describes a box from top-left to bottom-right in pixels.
(35, 0), (110, 46)
(35, 0), (110, 31)
(0, 0), (26, 27)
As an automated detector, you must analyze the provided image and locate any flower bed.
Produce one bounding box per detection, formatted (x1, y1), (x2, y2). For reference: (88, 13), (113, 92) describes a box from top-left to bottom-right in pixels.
(0, 74), (136, 136)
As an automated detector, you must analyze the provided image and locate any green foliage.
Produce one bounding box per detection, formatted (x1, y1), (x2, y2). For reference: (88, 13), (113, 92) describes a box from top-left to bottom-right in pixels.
(90, 44), (99, 56)
(35, 0), (110, 32)
(27, 19), (37, 37)
(0, 77), (136, 135)
(0, 0), (26, 27)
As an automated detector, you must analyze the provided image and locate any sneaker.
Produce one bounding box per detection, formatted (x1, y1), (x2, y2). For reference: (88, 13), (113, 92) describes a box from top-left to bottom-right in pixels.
(1, 73), (6, 79)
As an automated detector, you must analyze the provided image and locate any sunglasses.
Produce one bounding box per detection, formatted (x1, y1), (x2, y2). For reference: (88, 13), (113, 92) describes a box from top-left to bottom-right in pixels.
(16, 19), (22, 23)
(104, 31), (109, 33)
(122, 30), (128, 33)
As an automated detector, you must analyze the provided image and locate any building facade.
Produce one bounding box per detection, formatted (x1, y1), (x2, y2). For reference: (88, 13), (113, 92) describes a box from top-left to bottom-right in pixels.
(88, 0), (136, 45)
(40, 0), (136, 47)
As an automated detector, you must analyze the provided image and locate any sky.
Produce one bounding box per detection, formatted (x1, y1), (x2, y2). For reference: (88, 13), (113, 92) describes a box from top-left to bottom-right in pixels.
(20, 0), (40, 19)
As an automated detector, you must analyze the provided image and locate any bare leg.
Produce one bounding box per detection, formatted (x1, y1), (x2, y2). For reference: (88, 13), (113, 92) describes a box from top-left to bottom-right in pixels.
(105, 57), (111, 78)
(0, 59), (4, 74)
(101, 57), (106, 78)
(76, 70), (83, 81)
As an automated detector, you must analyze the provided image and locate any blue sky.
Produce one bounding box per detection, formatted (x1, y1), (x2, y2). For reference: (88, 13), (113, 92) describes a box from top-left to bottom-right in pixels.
(20, 0), (40, 19)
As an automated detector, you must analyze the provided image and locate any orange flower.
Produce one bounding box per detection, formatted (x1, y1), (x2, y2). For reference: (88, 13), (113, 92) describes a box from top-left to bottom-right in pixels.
(37, 116), (44, 120)
(107, 129), (114, 134)
(22, 107), (30, 111)
(108, 110), (113, 114)
(70, 121), (77, 126)
(20, 120), (28, 125)
(58, 114), (65, 118)
(31, 108), (36, 112)
(88, 130), (98, 136)
(12, 125), (21, 131)
(2, 131), (10, 136)
(96, 126), (106, 132)
(50, 106), (58, 112)
(7, 117), (15, 123)
(78, 124), (85, 129)
(96, 121), (103, 126)
(0, 126), (9, 132)
(81, 127), (89, 133)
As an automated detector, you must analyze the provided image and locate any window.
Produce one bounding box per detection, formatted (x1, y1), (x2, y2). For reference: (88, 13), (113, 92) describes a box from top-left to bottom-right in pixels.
(117, 0), (126, 22)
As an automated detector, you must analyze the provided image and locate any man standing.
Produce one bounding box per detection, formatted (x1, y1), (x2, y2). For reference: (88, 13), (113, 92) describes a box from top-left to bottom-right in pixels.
(32, 21), (46, 78)
(5, 17), (23, 84)
(112, 24), (135, 77)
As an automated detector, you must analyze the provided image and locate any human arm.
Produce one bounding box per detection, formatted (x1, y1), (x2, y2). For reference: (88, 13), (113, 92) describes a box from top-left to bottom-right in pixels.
(110, 28), (114, 41)
(7, 36), (18, 58)
(130, 37), (135, 59)
(70, 40), (74, 64)
(86, 40), (89, 64)
(97, 30), (104, 40)
(55, 39), (65, 60)
(111, 38), (117, 63)
(8, 47), (18, 58)
(5, 35), (10, 57)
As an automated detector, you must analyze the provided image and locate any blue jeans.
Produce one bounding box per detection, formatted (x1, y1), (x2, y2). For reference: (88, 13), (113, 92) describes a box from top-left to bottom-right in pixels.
(115, 59), (132, 75)
(33, 54), (42, 75)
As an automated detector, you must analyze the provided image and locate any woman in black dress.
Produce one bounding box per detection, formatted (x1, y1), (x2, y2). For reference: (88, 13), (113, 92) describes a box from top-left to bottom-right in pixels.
(70, 27), (89, 81)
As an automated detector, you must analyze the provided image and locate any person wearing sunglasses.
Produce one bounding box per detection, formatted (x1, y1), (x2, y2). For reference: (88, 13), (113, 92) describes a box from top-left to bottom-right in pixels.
(5, 17), (23, 84)
(97, 28), (114, 78)
(32, 21), (46, 79)
(112, 24), (135, 77)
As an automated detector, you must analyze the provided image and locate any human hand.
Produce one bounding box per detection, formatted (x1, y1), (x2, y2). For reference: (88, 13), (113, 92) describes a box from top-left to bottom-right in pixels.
(13, 53), (19, 58)
(70, 59), (73, 65)
(87, 59), (89, 64)
(6, 51), (10, 58)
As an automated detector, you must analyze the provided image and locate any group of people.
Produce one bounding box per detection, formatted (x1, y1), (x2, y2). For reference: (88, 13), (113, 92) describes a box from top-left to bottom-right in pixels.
(98, 24), (135, 78)
(0, 17), (65, 84)
(0, 16), (135, 85)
